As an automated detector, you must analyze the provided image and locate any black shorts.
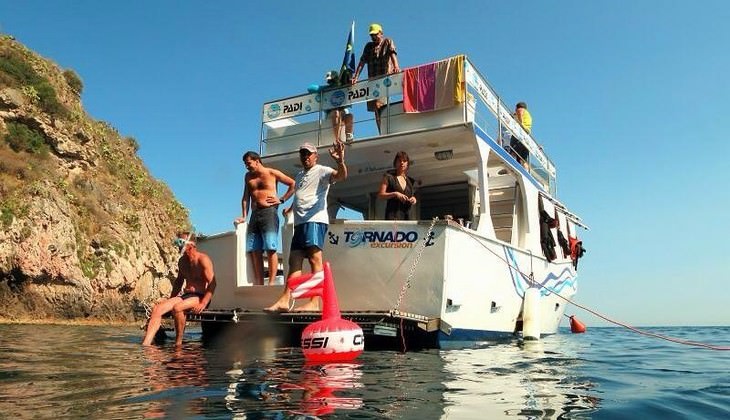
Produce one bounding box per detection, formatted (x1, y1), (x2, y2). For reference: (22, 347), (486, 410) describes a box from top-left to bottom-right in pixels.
(247, 206), (279, 252)
(509, 136), (529, 162)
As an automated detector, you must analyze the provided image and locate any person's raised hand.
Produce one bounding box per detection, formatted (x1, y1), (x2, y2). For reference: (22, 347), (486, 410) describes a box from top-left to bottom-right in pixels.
(329, 141), (345, 163)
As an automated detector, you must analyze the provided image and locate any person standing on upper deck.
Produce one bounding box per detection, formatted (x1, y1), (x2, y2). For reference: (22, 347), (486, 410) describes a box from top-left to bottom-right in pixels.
(264, 142), (348, 312)
(351, 23), (400, 133)
(234, 151), (295, 286)
(509, 101), (532, 168)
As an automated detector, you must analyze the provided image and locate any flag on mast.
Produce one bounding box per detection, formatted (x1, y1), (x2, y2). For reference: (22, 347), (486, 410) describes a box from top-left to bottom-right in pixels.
(340, 21), (356, 79)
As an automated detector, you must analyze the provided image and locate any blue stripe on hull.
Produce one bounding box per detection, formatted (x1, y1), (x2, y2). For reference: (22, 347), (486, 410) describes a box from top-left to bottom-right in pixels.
(438, 328), (557, 348)
(439, 328), (514, 343)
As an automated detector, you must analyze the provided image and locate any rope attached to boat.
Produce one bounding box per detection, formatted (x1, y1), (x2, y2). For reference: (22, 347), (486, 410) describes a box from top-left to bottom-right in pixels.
(394, 217), (439, 312)
(392, 216), (439, 352)
(452, 223), (730, 351)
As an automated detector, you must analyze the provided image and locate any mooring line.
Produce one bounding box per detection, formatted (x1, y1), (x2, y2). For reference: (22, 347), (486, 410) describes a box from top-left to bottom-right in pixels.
(453, 224), (730, 351)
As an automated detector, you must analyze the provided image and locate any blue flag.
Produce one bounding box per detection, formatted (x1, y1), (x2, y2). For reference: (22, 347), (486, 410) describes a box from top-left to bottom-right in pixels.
(340, 22), (356, 78)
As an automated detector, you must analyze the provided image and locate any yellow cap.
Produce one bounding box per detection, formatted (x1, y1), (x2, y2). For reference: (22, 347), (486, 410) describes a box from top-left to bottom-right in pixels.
(369, 23), (383, 35)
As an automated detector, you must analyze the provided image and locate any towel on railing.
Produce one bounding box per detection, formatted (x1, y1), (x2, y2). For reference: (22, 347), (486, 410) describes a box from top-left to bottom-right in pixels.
(403, 55), (465, 113)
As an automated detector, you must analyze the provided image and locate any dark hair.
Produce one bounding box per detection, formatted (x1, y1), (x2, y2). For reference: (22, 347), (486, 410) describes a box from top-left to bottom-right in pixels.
(516, 102), (527, 109)
(393, 151), (410, 167)
(242, 151), (261, 162)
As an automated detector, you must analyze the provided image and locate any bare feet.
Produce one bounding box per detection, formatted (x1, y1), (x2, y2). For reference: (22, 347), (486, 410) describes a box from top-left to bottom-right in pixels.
(264, 295), (293, 312)
(263, 303), (289, 313)
(292, 298), (321, 312)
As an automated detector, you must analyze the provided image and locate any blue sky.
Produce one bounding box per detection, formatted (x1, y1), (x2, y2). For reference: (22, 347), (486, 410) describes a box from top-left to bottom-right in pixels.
(3, 1), (729, 327)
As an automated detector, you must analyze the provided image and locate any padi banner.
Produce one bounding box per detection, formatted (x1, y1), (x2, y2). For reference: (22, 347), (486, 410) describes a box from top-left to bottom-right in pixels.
(262, 92), (320, 122)
(262, 73), (404, 123)
(321, 73), (403, 111)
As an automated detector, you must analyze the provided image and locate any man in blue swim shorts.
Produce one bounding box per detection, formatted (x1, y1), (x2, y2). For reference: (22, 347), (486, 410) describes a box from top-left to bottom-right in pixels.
(235, 151), (295, 285)
(265, 141), (348, 312)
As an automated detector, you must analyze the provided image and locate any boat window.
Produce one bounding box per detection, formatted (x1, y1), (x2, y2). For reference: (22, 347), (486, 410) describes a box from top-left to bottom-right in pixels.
(419, 182), (471, 222)
(489, 184), (518, 243)
(329, 199), (365, 221)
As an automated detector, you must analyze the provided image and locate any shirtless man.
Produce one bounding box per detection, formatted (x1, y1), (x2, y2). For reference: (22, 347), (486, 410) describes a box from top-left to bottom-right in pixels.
(142, 232), (216, 346)
(234, 151), (295, 285)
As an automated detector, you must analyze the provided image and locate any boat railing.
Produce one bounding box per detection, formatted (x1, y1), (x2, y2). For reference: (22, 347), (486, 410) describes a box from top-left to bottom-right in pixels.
(259, 55), (556, 194)
(260, 71), (409, 154)
(463, 58), (556, 194)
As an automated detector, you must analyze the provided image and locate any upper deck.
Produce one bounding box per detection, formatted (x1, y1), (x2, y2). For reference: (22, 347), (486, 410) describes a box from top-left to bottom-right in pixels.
(259, 55), (557, 195)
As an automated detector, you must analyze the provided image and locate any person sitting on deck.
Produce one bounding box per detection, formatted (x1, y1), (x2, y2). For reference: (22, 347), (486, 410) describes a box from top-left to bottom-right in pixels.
(265, 142), (347, 312)
(142, 232), (216, 346)
(378, 151), (417, 220)
(508, 101), (532, 168)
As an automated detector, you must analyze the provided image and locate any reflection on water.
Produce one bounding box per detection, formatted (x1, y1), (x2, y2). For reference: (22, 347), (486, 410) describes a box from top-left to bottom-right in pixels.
(6, 325), (726, 418)
(0, 324), (598, 418)
(225, 361), (363, 418)
(440, 339), (599, 418)
(140, 345), (211, 418)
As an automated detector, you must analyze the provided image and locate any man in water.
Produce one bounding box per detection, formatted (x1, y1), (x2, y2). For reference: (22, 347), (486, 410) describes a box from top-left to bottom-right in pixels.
(265, 142), (347, 312)
(142, 232), (216, 346)
(235, 151), (295, 285)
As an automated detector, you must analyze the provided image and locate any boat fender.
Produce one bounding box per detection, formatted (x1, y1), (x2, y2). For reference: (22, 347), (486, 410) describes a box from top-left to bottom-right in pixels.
(522, 287), (541, 340)
(569, 315), (586, 333)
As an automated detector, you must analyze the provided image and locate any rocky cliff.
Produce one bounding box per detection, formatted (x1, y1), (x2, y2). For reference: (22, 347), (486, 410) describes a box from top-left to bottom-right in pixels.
(0, 35), (188, 322)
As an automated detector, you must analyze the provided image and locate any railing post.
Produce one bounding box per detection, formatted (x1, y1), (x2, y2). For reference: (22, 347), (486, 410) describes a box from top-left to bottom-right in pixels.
(259, 121), (264, 155)
(385, 75), (391, 134)
(497, 94), (503, 148)
(317, 91), (323, 147)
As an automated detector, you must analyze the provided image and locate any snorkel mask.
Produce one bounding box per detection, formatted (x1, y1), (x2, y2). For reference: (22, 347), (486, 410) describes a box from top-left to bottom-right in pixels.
(173, 237), (189, 249)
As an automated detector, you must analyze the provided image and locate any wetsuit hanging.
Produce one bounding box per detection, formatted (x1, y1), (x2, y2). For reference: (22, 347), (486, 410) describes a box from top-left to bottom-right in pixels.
(555, 208), (570, 258)
(538, 196), (557, 262)
(566, 219), (586, 269)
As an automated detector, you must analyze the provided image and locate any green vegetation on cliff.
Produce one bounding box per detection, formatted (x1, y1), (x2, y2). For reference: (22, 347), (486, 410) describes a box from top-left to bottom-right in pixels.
(0, 34), (190, 321)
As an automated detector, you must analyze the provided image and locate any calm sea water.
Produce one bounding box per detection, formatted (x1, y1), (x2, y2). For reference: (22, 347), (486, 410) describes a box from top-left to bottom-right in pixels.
(0, 324), (728, 419)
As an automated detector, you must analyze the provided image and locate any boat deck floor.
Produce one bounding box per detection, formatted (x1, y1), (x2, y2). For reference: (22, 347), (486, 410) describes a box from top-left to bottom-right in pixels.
(187, 309), (442, 350)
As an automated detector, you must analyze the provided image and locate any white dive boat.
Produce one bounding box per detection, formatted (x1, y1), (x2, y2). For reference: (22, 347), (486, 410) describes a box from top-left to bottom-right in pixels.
(194, 55), (587, 349)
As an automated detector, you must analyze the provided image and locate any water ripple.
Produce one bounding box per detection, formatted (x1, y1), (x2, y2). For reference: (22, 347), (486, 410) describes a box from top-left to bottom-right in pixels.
(1, 325), (729, 418)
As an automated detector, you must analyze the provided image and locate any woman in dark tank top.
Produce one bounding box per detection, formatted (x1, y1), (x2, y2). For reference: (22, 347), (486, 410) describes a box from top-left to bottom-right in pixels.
(378, 151), (417, 220)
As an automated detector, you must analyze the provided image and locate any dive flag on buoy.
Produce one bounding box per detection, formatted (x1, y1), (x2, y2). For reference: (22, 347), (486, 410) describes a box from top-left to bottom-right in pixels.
(287, 262), (364, 362)
(290, 270), (325, 300)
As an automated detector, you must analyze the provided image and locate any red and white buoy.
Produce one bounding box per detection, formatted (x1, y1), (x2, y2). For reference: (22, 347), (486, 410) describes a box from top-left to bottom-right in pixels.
(287, 262), (364, 362)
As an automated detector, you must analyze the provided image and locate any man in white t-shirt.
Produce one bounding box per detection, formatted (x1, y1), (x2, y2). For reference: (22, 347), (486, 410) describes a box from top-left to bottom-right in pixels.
(264, 141), (347, 312)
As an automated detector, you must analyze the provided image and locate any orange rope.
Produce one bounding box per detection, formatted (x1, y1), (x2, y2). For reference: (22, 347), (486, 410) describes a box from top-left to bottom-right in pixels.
(455, 224), (730, 351)
(558, 297), (730, 351)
